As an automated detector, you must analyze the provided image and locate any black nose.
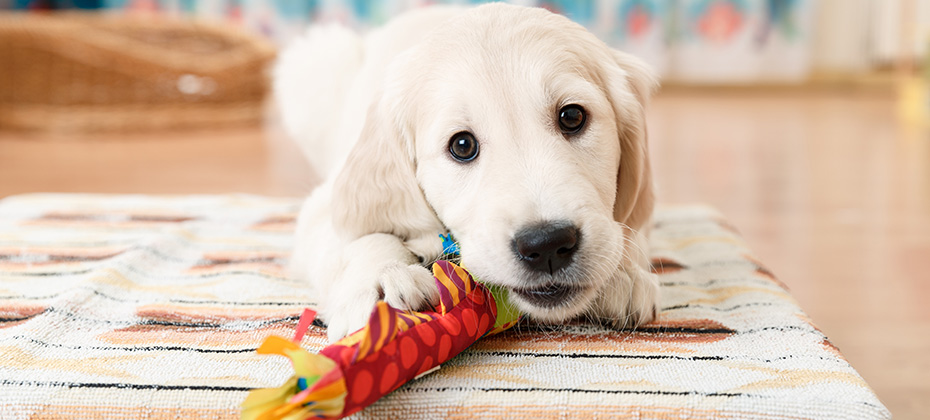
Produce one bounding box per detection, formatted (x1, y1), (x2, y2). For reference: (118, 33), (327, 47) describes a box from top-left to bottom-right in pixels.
(512, 221), (580, 274)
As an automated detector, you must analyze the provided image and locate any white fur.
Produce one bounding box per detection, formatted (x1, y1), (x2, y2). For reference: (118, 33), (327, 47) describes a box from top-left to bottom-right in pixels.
(278, 4), (660, 342)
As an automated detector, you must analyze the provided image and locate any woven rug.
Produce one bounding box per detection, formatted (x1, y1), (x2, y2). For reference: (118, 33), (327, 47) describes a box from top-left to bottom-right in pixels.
(0, 194), (889, 419)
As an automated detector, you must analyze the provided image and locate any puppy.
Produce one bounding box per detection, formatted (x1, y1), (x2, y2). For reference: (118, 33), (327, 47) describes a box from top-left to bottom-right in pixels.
(276, 4), (660, 341)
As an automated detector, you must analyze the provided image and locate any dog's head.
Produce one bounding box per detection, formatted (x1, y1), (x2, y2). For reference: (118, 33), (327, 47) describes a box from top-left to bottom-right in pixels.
(332, 4), (656, 322)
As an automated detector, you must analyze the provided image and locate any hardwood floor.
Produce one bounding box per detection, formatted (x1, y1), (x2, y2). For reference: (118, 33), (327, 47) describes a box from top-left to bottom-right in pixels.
(648, 90), (930, 419)
(1, 89), (926, 418)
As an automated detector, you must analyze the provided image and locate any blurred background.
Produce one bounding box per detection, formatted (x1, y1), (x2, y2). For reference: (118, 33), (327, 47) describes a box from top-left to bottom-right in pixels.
(1, 1), (928, 418)
(5, 0), (928, 82)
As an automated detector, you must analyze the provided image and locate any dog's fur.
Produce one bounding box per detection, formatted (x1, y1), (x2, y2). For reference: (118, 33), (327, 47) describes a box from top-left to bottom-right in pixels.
(277, 4), (660, 341)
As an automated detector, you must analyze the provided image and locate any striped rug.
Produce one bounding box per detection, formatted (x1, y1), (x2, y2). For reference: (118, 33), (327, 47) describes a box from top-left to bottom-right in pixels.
(0, 194), (889, 419)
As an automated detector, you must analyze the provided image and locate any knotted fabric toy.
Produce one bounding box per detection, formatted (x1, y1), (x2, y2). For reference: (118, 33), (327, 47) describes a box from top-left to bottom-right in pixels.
(241, 260), (521, 420)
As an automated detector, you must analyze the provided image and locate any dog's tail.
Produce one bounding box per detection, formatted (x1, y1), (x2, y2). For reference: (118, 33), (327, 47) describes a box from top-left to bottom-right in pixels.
(273, 24), (363, 178)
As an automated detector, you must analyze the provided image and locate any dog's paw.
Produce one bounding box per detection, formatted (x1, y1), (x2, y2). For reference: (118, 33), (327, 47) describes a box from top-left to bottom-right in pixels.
(380, 262), (440, 311)
(403, 235), (444, 264)
(322, 262), (439, 342)
(592, 266), (660, 329)
(316, 233), (444, 342)
(627, 269), (659, 328)
(323, 287), (380, 342)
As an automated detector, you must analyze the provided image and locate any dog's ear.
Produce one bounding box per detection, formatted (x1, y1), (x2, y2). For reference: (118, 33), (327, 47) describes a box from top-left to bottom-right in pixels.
(331, 93), (444, 244)
(605, 50), (658, 232)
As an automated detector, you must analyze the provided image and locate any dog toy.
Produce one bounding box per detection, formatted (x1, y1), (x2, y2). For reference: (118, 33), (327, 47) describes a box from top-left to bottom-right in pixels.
(241, 260), (521, 420)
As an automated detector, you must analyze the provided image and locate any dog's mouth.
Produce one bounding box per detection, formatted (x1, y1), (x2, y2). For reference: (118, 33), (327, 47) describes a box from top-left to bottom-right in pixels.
(510, 283), (579, 308)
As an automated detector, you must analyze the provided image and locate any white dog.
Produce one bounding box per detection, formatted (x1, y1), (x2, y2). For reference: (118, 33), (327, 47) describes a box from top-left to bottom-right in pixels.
(276, 4), (660, 341)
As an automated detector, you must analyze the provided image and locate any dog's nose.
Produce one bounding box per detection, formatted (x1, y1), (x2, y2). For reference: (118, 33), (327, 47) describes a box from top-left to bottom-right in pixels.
(512, 221), (579, 274)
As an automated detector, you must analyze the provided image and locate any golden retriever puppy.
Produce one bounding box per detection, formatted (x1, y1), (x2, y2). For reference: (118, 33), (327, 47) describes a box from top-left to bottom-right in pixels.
(276, 4), (659, 341)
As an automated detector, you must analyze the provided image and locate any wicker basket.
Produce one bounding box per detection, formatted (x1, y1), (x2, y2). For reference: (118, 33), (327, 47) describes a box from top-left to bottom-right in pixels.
(0, 12), (277, 132)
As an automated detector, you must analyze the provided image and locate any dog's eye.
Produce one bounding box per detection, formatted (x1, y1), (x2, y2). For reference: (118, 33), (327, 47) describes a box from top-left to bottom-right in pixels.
(449, 131), (479, 162)
(558, 104), (586, 134)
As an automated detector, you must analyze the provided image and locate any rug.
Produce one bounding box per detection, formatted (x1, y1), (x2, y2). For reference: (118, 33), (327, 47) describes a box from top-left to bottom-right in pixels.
(0, 194), (890, 419)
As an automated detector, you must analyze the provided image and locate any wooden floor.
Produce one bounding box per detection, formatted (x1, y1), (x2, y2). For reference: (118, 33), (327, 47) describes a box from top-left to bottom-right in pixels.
(1, 90), (927, 418)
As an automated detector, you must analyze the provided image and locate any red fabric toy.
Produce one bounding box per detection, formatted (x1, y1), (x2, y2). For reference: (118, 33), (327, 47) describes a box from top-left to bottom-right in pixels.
(241, 260), (520, 420)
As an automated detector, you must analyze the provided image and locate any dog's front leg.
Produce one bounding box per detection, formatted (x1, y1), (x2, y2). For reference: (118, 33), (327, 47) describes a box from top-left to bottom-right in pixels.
(323, 233), (440, 341)
(590, 230), (659, 329)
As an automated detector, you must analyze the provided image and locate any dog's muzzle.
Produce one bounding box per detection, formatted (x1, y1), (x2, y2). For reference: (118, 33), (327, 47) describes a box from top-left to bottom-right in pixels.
(509, 220), (582, 308)
(511, 220), (579, 274)
(511, 282), (579, 308)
